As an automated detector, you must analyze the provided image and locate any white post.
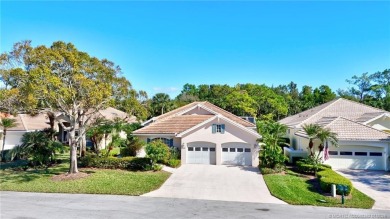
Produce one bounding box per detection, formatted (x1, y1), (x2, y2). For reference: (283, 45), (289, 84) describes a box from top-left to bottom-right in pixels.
(331, 184), (336, 197)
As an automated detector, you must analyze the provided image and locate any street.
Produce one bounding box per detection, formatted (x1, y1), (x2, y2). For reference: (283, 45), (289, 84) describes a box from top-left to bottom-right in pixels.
(0, 192), (389, 219)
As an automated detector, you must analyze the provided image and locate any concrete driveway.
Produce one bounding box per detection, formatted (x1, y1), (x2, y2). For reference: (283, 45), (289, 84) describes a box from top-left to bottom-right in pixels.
(336, 169), (390, 210)
(143, 164), (286, 204)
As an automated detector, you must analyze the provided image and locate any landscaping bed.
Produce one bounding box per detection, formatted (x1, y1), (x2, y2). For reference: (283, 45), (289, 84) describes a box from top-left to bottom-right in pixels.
(263, 169), (374, 209)
(0, 156), (171, 196)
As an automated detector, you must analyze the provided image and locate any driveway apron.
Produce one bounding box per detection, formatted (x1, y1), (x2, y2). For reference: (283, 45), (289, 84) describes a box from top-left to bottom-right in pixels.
(143, 164), (286, 204)
(337, 169), (390, 210)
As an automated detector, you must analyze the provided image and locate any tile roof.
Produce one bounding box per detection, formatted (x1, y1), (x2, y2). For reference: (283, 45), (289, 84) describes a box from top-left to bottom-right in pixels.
(133, 101), (256, 135)
(296, 117), (390, 141)
(133, 115), (214, 134)
(279, 98), (388, 127)
(0, 113), (50, 131)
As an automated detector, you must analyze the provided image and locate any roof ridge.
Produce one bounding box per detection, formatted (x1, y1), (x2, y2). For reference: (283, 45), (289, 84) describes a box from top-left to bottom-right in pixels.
(201, 101), (256, 127)
(340, 98), (389, 114)
(150, 102), (200, 124)
(300, 98), (341, 126)
(330, 116), (390, 136)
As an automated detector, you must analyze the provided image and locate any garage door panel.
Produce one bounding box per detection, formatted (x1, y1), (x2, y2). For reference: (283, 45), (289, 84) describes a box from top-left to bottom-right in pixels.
(187, 145), (216, 165)
(221, 145), (252, 166)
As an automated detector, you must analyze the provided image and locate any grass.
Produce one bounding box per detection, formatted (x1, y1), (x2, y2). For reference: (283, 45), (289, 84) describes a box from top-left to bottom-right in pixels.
(0, 153), (171, 196)
(263, 170), (374, 209)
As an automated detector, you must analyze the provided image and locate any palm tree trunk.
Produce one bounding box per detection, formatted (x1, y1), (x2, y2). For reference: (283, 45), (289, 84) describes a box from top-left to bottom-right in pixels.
(1, 129), (6, 161)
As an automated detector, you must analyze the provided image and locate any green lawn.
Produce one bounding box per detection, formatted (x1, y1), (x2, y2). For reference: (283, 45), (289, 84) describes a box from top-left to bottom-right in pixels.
(263, 170), (374, 209)
(0, 156), (170, 195)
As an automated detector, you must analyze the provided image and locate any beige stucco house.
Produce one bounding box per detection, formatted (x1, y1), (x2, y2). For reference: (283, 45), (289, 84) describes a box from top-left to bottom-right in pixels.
(133, 102), (261, 167)
(279, 98), (390, 171)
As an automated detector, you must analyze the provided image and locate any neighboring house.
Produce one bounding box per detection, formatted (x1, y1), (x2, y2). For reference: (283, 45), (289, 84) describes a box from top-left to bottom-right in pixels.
(0, 107), (136, 150)
(0, 113), (50, 150)
(133, 101), (261, 167)
(279, 98), (390, 171)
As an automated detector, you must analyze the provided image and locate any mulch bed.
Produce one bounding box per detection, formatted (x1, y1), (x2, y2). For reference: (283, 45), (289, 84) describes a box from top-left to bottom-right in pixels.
(51, 172), (90, 181)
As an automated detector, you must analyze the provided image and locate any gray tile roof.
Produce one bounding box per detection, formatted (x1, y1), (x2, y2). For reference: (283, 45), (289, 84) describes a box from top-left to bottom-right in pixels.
(279, 98), (388, 127)
(296, 117), (390, 141)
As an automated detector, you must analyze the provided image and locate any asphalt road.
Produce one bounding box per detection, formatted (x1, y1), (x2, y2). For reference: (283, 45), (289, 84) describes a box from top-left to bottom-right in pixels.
(1, 192), (389, 219)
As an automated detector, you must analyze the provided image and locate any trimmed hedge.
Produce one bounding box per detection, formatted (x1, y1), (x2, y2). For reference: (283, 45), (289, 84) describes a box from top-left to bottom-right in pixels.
(296, 160), (331, 174)
(166, 159), (181, 168)
(317, 168), (353, 195)
(80, 156), (152, 171)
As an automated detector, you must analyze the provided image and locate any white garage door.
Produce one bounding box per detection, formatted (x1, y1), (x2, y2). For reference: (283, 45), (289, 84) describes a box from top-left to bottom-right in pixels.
(221, 147), (252, 166)
(325, 150), (385, 170)
(187, 146), (216, 165)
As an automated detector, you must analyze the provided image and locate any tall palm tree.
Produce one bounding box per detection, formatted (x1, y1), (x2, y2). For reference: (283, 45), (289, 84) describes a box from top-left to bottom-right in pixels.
(302, 123), (321, 156)
(151, 93), (172, 116)
(316, 127), (338, 158)
(0, 118), (18, 161)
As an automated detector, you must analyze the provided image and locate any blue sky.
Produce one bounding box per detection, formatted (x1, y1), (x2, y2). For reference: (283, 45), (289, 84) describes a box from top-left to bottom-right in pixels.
(1, 1), (389, 98)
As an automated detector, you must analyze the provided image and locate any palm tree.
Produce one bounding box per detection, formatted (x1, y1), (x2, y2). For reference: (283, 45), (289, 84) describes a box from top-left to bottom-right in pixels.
(302, 123), (321, 156)
(151, 93), (172, 116)
(0, 118), (18, 161)
(316, 127), (338, 158)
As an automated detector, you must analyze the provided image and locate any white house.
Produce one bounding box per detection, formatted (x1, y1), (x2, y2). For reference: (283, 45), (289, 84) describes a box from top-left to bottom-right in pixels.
(0, 107), (136, 151)
(133, 101), (261, 167)
(279, 98), (390, 171)
(0, 113), (50, 150)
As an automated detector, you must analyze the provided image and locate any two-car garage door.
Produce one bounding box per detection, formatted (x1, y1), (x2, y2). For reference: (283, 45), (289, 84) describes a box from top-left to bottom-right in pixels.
(186, 142), (252, 166)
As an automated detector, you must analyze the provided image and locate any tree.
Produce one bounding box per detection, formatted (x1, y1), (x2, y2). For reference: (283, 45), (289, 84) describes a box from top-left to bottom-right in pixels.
(345, 73), (373, 102)
(224, 90), (257, 116)
(316, 127), (338, 157)
(299, 85), (315, 111)
(257, 121), (289, 169)
(313, 85), (336, 104)
(0, 118), (17, 161)
(1, 41), (129, 173)
(151, 93), (172, 116)
(302, 123), (321, 156)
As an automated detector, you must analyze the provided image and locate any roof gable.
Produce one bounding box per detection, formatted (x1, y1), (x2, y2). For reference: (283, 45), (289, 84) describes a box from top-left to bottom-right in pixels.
(296, 117), (390, 141)
(280, 98), (388, 127)
(133, 101), (257, 135)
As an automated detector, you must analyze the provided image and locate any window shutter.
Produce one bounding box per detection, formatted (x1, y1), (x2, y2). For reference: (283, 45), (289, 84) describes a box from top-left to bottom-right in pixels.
(147, 138), (151, 143)
(221, 124), (225, 134)
(212, 124), (216, 133)
(169, 139), (173, 147)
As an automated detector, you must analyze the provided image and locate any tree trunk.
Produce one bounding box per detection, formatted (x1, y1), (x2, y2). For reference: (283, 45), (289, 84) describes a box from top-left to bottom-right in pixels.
(68, 127), (79, 174)
(308, 139), (314, 156)
(79, 126), (86, 157)
(1, 129), (6, 161)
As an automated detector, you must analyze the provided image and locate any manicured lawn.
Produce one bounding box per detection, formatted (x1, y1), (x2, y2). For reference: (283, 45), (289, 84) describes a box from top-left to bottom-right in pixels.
(263, 170), (374, 209)
(0, 156), (170, 195)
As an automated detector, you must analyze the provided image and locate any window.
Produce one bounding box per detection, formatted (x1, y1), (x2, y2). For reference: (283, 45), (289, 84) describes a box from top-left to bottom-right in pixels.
(212, 124), (225, 134)
(195, 147), (201, 151)
(188, 147), (194, 151)
(355, 152), (367, 156)
(222, 148), (228, 152)
(237, 148), (244, 152)
(340, 151), (353, 156)
(244, 148), (251, 152)
(370, 152), (382, 157)
(328, 151), (338, 155)
(202, 147), (208, 151)
(210, 148), (216, 152)
(230, 148), (235, 152)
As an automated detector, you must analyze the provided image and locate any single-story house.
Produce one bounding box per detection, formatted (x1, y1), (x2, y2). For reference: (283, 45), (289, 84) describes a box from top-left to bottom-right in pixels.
(0, 107), (136, 150)
(0, 113), (50, 150)
(133, 101), (261, 167)
(279, 98), (390, 171)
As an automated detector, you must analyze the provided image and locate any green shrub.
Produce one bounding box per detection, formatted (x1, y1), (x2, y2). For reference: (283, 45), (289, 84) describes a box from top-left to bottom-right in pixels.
(145, 140), (170, 164)
(169, 147), (181, 159)
(166, 159), (181, 168)
(260, 165), (284, 175)
(296, 159), (331, 174)
(79, 156), (152, 171)
(317, 169), (353, 195)
(120, 137), (145, 157)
